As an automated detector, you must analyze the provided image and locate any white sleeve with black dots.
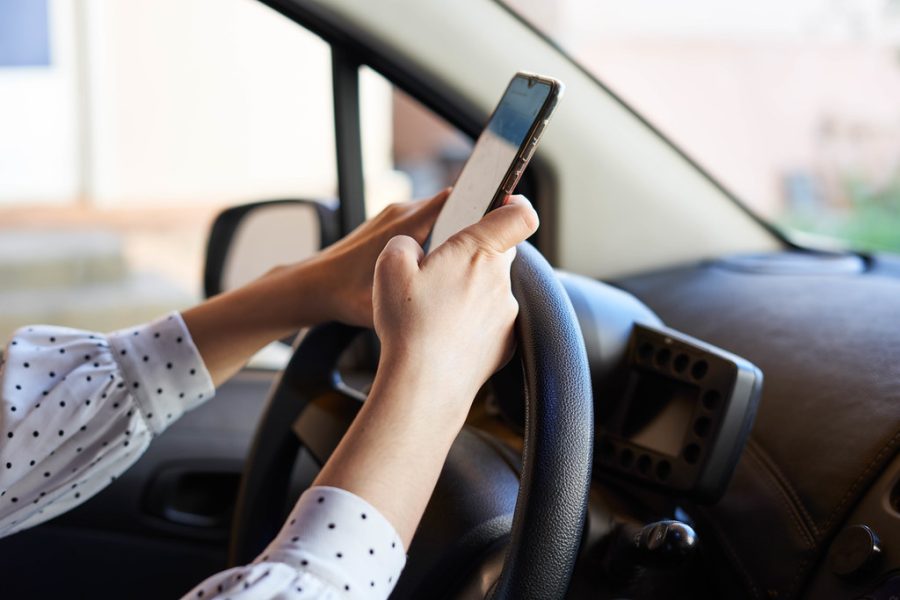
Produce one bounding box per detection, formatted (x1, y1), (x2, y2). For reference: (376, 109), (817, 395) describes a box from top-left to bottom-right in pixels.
(1, 316), (408, 599)
(182, 486), (407, 600)
(0, 312), (214, 537)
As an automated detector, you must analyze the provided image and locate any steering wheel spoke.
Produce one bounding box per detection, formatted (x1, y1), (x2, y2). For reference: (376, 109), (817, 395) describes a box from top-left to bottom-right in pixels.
(292, 385), (364, 465)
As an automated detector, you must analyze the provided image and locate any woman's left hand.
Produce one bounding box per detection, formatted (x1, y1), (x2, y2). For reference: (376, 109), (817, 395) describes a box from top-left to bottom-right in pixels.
(304, 189), (449, 328)
(182, 189), (448, 385)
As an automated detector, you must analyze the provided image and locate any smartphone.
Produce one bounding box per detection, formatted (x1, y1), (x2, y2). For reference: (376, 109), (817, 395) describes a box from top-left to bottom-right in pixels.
(426, 72), (564, 252)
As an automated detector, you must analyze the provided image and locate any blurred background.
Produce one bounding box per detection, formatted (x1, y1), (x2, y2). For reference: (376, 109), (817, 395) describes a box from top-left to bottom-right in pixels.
(2, 0), (900, 340)
(0, 0), (470, 340)
(508, 0), (900, 249)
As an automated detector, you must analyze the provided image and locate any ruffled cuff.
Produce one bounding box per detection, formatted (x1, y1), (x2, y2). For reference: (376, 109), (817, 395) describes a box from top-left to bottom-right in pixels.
(107, 312), (214, 434)
(260, 486), (407, 597)
(182, 487), (407, 600)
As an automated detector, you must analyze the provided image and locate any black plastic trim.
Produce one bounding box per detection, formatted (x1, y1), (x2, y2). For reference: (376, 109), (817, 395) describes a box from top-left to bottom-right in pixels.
(331, 46), (366, 235)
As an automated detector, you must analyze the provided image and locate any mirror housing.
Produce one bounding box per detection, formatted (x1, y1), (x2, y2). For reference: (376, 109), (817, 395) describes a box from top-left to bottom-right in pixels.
(203, 199), (338, 298)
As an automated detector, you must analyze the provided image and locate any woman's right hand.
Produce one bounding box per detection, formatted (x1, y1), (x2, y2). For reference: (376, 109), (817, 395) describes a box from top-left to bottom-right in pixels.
(314, 195), (538, 547)
(372, 195), (539, 425)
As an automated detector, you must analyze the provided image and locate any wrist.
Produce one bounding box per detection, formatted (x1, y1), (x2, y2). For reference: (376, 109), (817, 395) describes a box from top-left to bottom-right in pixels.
(369, 351), (476, 431)
(284, 251), (370, 328)
(264, 257), (339, 330)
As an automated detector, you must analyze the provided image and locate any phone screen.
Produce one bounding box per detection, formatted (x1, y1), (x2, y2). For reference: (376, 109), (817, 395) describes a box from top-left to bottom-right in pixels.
(428, 75), (554, 251)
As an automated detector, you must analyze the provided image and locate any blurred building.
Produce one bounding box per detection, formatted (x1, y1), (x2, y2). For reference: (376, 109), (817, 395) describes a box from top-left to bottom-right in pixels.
(0, 0), (399, 208)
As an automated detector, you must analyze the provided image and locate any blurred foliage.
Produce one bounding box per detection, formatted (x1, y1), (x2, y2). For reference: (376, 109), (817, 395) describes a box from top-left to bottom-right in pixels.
(780, 176), (900, 253)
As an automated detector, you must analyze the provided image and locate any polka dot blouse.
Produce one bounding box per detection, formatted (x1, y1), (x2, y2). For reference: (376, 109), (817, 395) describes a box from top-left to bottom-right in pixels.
(0, 313), (406, 599)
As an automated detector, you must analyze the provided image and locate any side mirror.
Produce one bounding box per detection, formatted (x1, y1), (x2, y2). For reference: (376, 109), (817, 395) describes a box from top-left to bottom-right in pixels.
(203, 199), (339, 298)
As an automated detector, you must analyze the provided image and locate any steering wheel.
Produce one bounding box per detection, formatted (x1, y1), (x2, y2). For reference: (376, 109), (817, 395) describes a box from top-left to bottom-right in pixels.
(229, 242), (594, 599)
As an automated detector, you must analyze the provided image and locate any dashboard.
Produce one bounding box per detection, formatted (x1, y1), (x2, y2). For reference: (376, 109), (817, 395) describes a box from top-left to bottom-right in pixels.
(560, 272), (761, 504)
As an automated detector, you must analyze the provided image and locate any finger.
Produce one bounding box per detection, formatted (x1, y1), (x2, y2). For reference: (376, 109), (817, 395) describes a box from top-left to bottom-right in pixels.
(400, 188), (450, 244)
(406, 188), (451, 242)
(452, 195), (539, 255)
(412, 188), (451, 221)
(503, 194), (530, 208)
(375, 235), (425, 280)
(428, 187), (452, 208)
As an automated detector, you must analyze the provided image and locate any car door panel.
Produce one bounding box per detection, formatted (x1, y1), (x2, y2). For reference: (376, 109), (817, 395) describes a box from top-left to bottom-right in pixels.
(0, 369), (277, 599)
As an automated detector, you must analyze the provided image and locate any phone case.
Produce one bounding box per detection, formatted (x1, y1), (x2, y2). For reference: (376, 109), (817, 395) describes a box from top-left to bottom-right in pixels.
(491, 72), (565, 210)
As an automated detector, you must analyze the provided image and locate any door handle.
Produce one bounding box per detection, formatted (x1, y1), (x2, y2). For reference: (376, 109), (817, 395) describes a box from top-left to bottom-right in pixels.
(144, 460), (243, 530)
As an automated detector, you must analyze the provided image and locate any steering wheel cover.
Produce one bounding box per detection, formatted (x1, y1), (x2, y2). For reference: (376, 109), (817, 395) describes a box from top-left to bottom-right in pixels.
(490, 242), (594, 599)
(230, 242), (593, 599)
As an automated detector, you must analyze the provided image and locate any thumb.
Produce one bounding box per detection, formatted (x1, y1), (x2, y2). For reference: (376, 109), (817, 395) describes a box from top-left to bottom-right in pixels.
(407, 188), (452, 244)
(450, 195), (539, 256)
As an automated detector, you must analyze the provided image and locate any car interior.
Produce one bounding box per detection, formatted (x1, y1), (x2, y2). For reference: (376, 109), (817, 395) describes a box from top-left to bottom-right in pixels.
(2, 0), (900, 599)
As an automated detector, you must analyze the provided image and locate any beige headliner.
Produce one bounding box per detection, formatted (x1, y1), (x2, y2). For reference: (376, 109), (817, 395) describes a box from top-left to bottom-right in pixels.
(309, 0), (782, 278)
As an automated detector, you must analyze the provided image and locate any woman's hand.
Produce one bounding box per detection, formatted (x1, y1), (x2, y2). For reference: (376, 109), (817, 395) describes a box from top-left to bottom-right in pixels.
(372, 194), (539, 420)
(183, 189), (448, 385)
(304, 189), (449, 328)
(314, 195), (539, 546)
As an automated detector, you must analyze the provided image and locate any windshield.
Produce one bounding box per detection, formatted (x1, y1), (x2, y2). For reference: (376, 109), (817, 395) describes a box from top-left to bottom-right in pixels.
(503, 0), (900, 253)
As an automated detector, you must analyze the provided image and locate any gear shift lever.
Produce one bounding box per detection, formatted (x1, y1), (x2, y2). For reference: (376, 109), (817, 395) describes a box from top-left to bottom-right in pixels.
(586, 519), (705, 598)
(632, 520), (698, 568)
(601, 519), (700, 580)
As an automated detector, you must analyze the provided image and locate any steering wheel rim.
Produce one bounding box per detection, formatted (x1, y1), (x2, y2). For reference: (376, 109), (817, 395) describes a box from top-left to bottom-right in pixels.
(229, 242), (594, 600)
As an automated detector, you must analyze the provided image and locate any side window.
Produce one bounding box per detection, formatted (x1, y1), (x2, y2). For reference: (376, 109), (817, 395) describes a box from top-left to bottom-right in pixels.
(360, 68), (473, 217)
(0, 0), (346, 341)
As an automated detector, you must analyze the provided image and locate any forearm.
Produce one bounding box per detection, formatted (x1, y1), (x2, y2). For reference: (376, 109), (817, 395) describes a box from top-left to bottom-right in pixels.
(312, 359), (470, 548)
(182, 259), (331, 386)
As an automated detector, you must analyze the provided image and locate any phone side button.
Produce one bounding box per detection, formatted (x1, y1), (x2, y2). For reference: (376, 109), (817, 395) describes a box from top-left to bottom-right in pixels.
(503, 172), (519, 193)
(523, 141), (537, 160)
